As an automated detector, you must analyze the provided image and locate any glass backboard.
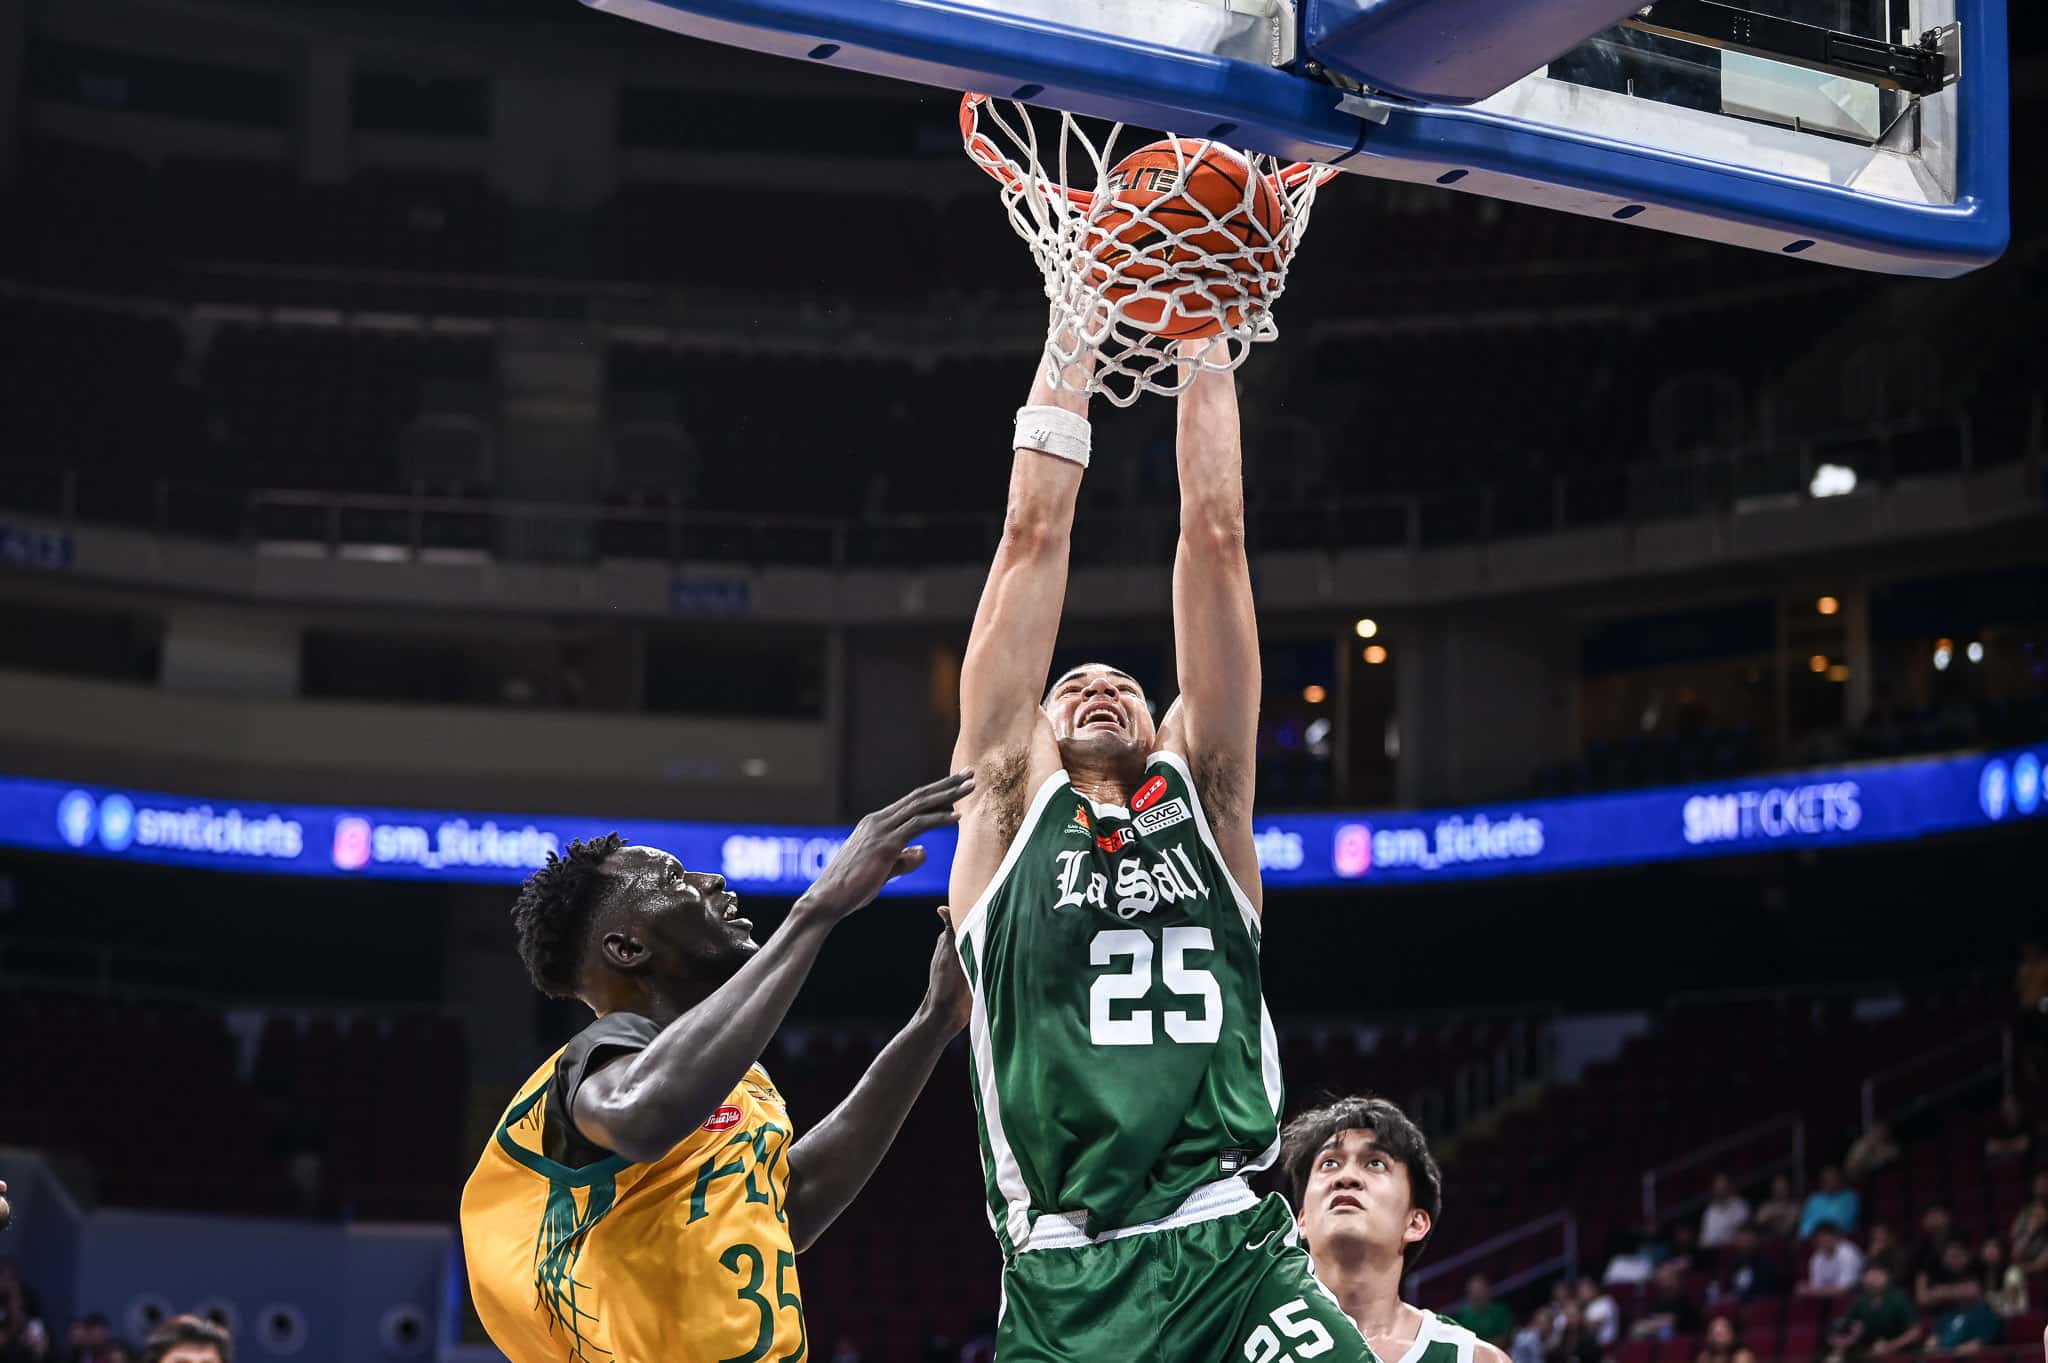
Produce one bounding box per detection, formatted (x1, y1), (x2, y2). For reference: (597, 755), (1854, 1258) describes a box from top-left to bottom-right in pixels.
(583, 0), (2008, 275)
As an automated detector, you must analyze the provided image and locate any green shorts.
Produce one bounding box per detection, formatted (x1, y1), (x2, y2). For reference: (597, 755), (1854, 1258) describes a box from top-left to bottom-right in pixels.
(997, 1185), (1373, 1363)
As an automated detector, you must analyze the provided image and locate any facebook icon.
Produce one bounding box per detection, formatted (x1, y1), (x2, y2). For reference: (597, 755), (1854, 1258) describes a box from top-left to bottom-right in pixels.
(98, 794), (136, 852)
(57, 791), (97, 848)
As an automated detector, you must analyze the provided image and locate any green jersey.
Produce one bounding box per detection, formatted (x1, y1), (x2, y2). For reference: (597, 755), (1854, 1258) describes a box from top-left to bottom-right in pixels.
(954, 751), (1282, 1252)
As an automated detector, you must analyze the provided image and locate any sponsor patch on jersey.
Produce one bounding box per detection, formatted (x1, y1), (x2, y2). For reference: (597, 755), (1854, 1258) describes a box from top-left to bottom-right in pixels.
(1066, 803), (1092, 836)
(1095, 827), (1132, 854)
(1132, 797), (1191, 837)
(702, 1105), (744, 1132)
(1131, 775), (1169, 813)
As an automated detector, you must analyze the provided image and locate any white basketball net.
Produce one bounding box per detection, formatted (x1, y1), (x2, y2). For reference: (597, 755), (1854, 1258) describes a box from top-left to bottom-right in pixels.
(961, 92), (1335, 407)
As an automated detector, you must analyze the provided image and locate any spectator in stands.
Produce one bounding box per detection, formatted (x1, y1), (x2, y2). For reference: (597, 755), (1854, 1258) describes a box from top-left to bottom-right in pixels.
(100, 1347), (132, 1363)
(1918, 1240), (1984, 1312)
(1511, 1306), (1552, 1363)
(1986, 1093), (2034, 1162)
(1699, 1174), (1751, 1253)
(2012, 1172), (2048, 1273)
(0, 1258), (49, 1363)
(1823, 1264), (1919, 1363)
(1545, 1302), (1601, 1363)
(1981, 1237), (2029, 1316)
(1695, 1315), (1755, 1363)
(1842, 1124), (1900, 1183)
(1574, 1278), (1620, 1351)
(1799, 1166), (1861, 1239)
(1718, 1227), (1784, 1303)
(1863, 1224), (1906, 1283)
(1665, 1223), (1699, 1274)
(140, 1317), (230, 1363)
(1913, 1206), (1956, 1285)
(64, 1316), (114, 1363)
(1753, 1175), (1801, 1240)
(1929, 1291), (2003, 1355)
(1628, 1261), (1701, 1341)
(1454, 1275), (1515, 1349)
(828, 1335), (862, 1363)
(1801, 1222), (1865, 1297)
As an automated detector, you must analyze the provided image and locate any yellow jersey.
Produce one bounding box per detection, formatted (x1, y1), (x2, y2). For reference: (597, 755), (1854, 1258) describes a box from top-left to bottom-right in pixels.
(460, 1013), (805, 1363)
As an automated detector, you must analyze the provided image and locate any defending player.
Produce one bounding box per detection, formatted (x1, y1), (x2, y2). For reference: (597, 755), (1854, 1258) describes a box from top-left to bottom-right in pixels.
(1282, 1096), (1511, 1363)
(946, 348), (1373, 1360)
(462, 772), (972, 1363)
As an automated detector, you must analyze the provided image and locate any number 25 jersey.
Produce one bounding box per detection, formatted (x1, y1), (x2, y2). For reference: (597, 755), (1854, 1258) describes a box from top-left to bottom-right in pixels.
(953, 750), (1282, 1249)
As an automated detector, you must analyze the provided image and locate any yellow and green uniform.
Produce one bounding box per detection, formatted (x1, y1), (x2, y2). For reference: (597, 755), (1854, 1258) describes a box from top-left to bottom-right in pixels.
(460, 1014), (806, 1363)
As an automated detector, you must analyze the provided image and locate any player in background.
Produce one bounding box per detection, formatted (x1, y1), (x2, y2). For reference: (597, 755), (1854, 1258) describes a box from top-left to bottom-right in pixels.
(462, 772), (973, 1363)
(944, 345), (1375, 1361)
(1282, 1095), (1512, 1363)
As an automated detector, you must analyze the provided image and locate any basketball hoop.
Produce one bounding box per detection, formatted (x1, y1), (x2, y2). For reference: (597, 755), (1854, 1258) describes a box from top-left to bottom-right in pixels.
(961, 92), (1335, 407)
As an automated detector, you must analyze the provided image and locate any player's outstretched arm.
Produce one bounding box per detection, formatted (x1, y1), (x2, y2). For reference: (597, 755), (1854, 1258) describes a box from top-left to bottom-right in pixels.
(784, 908), (971, 1252)
(1156, 359), (1263, 906)
(948, 351), (1093, 894)
(573, 772), (972, 1163)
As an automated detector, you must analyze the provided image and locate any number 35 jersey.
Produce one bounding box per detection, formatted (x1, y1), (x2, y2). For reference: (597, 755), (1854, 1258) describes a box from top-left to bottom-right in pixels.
(954, 750), (1283, 1249)
(460, 1017), (804, 1363)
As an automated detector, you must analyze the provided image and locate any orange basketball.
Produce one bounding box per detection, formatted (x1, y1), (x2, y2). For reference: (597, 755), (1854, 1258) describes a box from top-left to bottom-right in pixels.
(1085, 139), (1286, 340)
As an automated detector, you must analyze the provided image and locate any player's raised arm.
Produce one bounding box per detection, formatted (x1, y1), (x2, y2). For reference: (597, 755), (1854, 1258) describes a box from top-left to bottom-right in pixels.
(947, 352), (1094, 896)
(572, 773), (970, 1162)
(1157, 358), (1263, 907)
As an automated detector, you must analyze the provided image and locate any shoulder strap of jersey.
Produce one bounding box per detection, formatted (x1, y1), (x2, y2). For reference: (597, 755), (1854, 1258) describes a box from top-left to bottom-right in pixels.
(954, 767), (1072, 942)
(1145, 749), (1260, 944)
(1418, 1310), (1479, 1363)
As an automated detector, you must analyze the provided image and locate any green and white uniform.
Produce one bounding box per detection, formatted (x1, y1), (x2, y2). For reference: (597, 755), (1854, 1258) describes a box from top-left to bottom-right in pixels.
(1382, 1311), (1484, 1363)
(955, 751), (1373, 1363)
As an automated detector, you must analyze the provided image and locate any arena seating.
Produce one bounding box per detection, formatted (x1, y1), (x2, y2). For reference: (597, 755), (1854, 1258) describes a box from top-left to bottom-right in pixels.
(2, 987), (465, 1220)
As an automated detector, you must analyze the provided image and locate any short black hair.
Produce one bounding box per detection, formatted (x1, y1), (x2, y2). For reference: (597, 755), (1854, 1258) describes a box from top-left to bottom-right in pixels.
(1280, 1093), (1444, 1273)
(144, 1315), (233, 1363)
(510, 833), (625, 998)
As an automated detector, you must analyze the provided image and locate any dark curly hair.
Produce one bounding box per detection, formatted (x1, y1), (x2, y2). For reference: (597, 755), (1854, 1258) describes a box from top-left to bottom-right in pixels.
(510, 833), (625, 998)
(1280, 1093), (1443, 1274)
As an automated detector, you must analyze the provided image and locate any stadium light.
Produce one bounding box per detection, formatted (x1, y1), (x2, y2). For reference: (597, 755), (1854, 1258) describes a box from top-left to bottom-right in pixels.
(1827, 664), (1850, 683)
(1363, 645), (1388, 666)
(1934, 641), (1954, 671)
(1816, 595), (1840, 616)
(1967, 641), (1985, 664)
(1809, 654), (1829, 673)
(1353, 618), (1378, 639)
(1810, 463), (1859, 498)
(1302, 684), (1327, 704)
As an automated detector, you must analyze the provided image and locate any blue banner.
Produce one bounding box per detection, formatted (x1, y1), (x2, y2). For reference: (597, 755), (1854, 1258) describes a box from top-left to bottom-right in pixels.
(2, 744), (2040, 894)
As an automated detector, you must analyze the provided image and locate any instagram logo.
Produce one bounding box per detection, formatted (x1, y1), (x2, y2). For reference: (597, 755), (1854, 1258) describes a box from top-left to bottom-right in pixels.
(1333, 823), (1374, 879)
(332, 817), (372, 871)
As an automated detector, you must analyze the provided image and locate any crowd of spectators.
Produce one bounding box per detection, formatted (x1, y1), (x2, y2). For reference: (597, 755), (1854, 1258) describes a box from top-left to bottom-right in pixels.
(1451, 1097), (2048, 1363)
(0, 1268), (230, 1363)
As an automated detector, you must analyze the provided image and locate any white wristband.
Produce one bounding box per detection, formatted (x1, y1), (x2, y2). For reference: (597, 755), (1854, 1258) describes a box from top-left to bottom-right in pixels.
(1014, 405), (1091, 468)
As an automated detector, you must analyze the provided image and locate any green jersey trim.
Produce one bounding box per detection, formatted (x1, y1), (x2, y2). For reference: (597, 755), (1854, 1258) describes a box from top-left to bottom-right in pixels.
(1147, 749), (1260, 947)
(1390, 1312), (1479, 1363)
(961, 915), (1036, 1251)
(1018, 1174), (1256, 1252)
(955, 766), (1071, 946)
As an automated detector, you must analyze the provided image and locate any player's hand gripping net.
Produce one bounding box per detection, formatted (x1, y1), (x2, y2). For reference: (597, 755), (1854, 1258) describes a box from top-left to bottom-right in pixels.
(961, 92), (1334, 407)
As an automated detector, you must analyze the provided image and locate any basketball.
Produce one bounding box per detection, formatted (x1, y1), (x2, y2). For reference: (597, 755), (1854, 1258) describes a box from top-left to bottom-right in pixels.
(1085, 138), (1286, 340)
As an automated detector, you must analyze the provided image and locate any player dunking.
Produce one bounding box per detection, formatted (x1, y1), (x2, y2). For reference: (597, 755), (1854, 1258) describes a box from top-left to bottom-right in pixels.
(945, 347), (1375, 1361)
